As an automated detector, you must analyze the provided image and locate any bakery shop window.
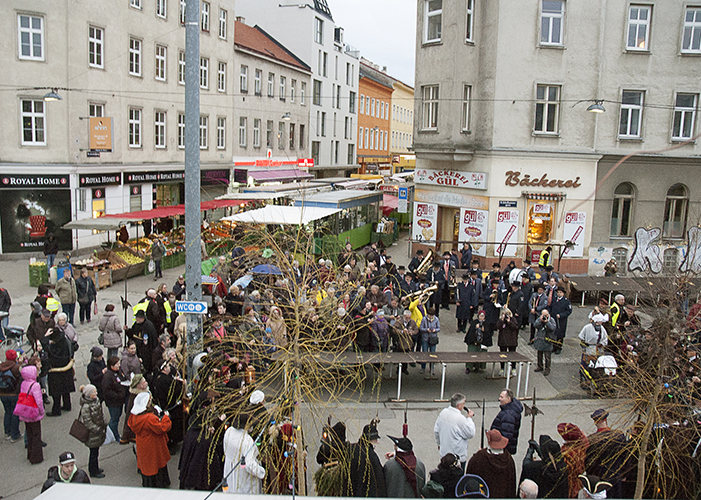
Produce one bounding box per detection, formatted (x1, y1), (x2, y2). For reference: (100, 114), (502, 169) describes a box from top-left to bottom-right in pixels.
(527, 199), (556, 244)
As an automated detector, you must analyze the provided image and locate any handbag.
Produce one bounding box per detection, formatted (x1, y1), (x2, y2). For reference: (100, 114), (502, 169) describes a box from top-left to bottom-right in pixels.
(69, 418), (90, 443)
(98, 333), (104, 345)
(93, 301), (98, 316)
(14, 383), (41, 421)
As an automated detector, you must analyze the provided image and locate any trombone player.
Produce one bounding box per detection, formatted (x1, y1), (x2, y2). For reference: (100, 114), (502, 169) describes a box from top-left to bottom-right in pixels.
(425, 261), (447, 318)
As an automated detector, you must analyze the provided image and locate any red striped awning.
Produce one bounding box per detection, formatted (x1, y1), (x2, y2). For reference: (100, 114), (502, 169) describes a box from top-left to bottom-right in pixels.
(522, 192), (565, 201)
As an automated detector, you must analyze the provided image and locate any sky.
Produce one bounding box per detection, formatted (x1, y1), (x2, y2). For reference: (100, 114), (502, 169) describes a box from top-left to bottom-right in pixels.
(329, 0), (417, 87)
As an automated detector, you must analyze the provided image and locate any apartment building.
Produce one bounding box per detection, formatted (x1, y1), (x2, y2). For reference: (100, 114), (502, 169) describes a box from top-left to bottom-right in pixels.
(357, 59), (394, 175)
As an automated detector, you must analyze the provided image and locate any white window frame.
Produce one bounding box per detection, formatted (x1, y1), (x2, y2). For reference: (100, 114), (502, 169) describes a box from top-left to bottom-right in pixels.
(177, 112), (185, 148)
(239, 65), (247, 93)
(371, 97), (376, 117)
(359, 126), (364, 149)
(360, 95), (365, 115)
(217, 117), (226, 150)
(350, 91), (356, 114)
(626, 5), (651, 51)
(254, 69), (262, 96)
(88, 102), (104, 118)
(178, 50), (186, 85)
(129, 37), (142, 76)
(299, 124), (305, 149)
(88, 26), (104, 69)
(268, 73), (275, 97)
(461, 84), (471, 132)
(289, 123), (296, 149)
(672, 93), (698, 141)
(199, 114), (208, 149)
(239, 117), (247, 147)
(313, 80), (322, 106)
(314, 17), (324, 44)
(130, 0), (141, 9)
(619, 90), (644, 139)
(180, 0), (186, 25)
(365, 128), (370, 148)
(128, 107), (142, 148)
(290, 79), (296, 102)
(199, 57), (209, 89)
(682, 8), (701, 53)
(540, 0), (565, 46)
(253, 118), (261, 148)
(301, 82), (306, 105)
(218, 62), (227, 93)
(155, 44), (167, 82)
(266, 120), (273, 148)
(278, 121), (285, 149)
(279, 76), (286, 101)
(218, 9), (227, 39)
(154, 110), (167, 149)
(20, 99), (46, 146)
(534, 84), (560, 134)
(421, 84), (439, 130)
(156, 0), (167, 19)
(465, 0), (474, 42)
(201, 2), (210, 32)
(424, 0), (442, 44)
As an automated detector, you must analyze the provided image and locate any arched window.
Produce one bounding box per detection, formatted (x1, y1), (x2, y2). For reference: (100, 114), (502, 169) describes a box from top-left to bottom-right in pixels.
(663, 184), (688, 239)
(610, 182), (635, 237)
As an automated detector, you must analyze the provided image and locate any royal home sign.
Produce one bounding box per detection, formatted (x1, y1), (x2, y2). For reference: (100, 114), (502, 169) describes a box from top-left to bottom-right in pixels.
(79, 174), (121, 187)
(415, 169), (487, 190)
(1, 174), (69, 189)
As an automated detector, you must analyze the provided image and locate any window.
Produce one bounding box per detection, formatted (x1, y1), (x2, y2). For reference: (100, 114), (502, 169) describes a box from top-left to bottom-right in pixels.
(177, 112), (185, 148)
(253, 119), (261, 148)
(156, 0), (167, 18)
(334, 140), (339, 164)
(278, 122), (285, 149)
(424, 0), (442, 43)
(314, 17), (324, 44)
(348, 144), (355, 164)
(313, 80), (322, 105)
(217, 117), (226, 149)
(321, 112), (326, 136)
(421, 85), (439, 130)
(627, 5), (650, 50)
(155, 44), (167, 81)
(461, 84), (471, 131)
(201, 2), (210, 32)
(619, 90), (644, 138)
(612, 248), (628, 275)
(369, 128), (374, 149)
(239, 65), (247, 93)
(336, 85), (341, 109)
(534, 84), (560, 134)
(266, 120), (273, 148)
(289, 123), (296, 149)
(301, 82), (306, 105)
(290, 79), (296, 102)
(219, 9), (227, 39)
(299, 124), (305, 149)
(268, 73), (275, 97)
(346, 62), (351, 85)
(344, 117), (349, 139)
(466, 0), (474, 41)
(349, 91), (356, 113)
(663, 184), (689, 239)
(21, 99), (45, 145)
(199, 115), (208, 149)
(682, 8), (701, 53)
(311, 141), (320, 164)
(130, 0), (141, 8)
(129, 37), (142, 76)
(349, 117), (353, 140)
(359, 126), (364, 148)
(323, 52), (329, 77)
(360, 95), (365, 114)
(371, 97), (376, 117)
(200, 57), (209, 89)
(672, 93), (697, 141)
(365, 128), (370, 148)
(254, 69), (262, 96)
(154, 111), (166, 148)
(178, 51), (185, 85)
(89, 103), (104, 117)
(180, 0), (186, 24)
(239, 117), (247, 147)
(540, 1), (564, 46)
(610, 182), (634, 237)
(279, 76), (286, 101)
(128, 107), (141, 147)
(218, 62), (227, 92)
(384, 130), (388, 150)
(88, 26), (104, 68)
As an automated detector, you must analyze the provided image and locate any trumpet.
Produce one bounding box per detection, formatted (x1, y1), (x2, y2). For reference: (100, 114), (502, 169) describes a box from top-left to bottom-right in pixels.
(404, 284), (438, 301)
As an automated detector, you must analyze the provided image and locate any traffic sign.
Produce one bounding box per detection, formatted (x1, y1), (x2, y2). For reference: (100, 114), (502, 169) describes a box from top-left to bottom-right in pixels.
(175, 301), (208, 314)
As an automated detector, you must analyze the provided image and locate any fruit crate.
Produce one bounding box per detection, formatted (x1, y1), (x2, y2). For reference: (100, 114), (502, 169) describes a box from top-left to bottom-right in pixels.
(87, 267), (112, 290)
(29, 263), (49, 287)
(114, 246), (147, 279)
(96, 250), (130, 282)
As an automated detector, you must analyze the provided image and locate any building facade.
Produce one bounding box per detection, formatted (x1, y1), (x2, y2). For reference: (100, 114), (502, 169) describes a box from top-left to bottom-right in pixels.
(414, 0), (701, 274)
(357, 59), (394, 175)
(389, 79), (415, 174)
(235, 0), (360, 177)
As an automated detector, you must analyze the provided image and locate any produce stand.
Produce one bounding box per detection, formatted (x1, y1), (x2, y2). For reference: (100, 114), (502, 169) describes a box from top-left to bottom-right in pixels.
(72, 257), (113, 290)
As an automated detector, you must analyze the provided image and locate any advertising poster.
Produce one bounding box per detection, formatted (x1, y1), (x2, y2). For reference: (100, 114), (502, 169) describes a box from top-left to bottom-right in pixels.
(89, 117), (113, 152)
(459, 208), (488, 257)
(494, 210), (520, 257)
(563, 212), (586, 257)
(0, 188), (72, 254)
(412, 202), (438, 243)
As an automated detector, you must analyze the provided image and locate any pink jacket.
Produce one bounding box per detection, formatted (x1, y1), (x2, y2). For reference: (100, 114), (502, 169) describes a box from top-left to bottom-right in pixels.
(16, 365), (45, 422)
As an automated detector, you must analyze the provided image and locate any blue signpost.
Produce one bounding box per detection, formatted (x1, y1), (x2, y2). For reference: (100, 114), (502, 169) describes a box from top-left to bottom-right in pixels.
(175, 301), (208, 314)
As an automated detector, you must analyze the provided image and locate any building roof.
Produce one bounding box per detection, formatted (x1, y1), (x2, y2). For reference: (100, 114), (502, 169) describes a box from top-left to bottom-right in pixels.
(359, 61), (396, 92)
(234, 22), (311, 73)
(312, 0), (334, 20)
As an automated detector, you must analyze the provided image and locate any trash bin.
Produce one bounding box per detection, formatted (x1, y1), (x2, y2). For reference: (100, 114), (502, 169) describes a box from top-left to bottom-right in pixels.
(56, 260), (71, 279)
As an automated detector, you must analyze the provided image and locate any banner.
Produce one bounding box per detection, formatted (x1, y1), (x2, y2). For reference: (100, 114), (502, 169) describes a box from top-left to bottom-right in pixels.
(494, 210), (519, 257)
(459, 208), (488, 257)
(414, 169), (487, 190)
(563, 212), (586, 257)
(89, 117), (113, 152)
(412, 202), (438, 243)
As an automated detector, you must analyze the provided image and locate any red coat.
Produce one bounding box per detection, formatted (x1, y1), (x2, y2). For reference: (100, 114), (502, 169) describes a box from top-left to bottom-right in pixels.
(128, 411), (172, 476)
(557, 423), (589, 498)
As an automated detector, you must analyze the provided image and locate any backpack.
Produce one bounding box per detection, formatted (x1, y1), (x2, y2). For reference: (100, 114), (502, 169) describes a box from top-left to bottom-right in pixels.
(0, 368), (17, 392)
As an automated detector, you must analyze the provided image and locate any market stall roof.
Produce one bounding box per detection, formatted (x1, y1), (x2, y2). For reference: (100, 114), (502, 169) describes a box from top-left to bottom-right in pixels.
(247, 169), (313, 182)
(382, 194), (399, 216)
(569, 276), (644, 293)
(101, 205), (185, 220)
(221, 205), (341, 225)
(291, 190), (383, 209)
(62, 218), (131, 231)
(200, 199), (247, 210)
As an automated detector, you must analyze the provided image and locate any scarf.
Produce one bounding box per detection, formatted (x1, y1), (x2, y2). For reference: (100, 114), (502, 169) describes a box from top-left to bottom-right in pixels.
(395, 450), (419, 496)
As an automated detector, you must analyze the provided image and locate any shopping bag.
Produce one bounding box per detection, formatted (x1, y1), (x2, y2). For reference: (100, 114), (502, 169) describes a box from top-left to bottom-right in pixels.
(104, 425), (116, 445)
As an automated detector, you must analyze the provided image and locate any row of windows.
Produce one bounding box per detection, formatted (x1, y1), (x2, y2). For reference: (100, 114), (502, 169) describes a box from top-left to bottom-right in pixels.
(237, 118), (306, 151)
(392, 131), (413, 150)
(17, 5), (228, 63)
(421, 83), (699, 141)
(317, 50), (356, 87)
(358, 127), (388, 152)
(239, 67), (307, 104)
(423, 0), (701, 55)
(611, 183), (690, 240)
(313, 111), (354, 140)
(359, 95), (390, 120)
(312, 80), (357, 112)
(310, 141), (356, 166)
(392, 104), (413, 124)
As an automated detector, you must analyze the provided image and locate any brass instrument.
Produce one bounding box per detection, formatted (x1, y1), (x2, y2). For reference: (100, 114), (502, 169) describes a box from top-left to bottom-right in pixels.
(404, 284), (438, 301)
(413, 249), (435, 279)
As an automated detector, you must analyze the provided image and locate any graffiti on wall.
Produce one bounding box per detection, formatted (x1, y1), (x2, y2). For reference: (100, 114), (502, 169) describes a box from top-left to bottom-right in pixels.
(679, 226), (701, 274)
(628, 227), (663, 273)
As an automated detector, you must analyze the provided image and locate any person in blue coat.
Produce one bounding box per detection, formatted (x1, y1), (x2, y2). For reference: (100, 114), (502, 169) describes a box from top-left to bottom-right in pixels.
(490, 389), (523, 455)
(549, 287), (572, 355)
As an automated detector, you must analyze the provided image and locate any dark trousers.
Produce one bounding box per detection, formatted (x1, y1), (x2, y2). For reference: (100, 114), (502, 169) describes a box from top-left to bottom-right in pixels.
(483, 322), (496, 347)
(441, 284), (450, 308)
(500, 346), (517, 370)
(79, 301), (92, 322)
(457, 318), (468, 333)
(89, 447), (100, 475)
(530, 324), (536, 341)
(62, 303), (76, 325)
(51, 392), (71, 414)
(154, 259), (163, 278)
(1, 395), (21, 439)
(107, 405), (122, 442)
(26, 421), (43, 464)
(537, 350), (552, 370)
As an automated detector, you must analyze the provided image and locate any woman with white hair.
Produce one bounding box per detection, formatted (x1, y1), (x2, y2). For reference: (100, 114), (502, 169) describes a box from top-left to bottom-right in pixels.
(55, 312), (77, 343)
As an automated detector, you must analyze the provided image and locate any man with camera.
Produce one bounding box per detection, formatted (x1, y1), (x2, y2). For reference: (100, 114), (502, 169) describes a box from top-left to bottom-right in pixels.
(533, 309), (557, 376)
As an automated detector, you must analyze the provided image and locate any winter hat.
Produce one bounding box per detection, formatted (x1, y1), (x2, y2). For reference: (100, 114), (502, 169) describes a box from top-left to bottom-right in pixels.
(81, 384), (97, 398)
(591, 314), (607, 324)
(90, 346), (103, 358)
(130, 373), (146, 389)
(131, 392), (151, 415)
(5, 349), (17, 361)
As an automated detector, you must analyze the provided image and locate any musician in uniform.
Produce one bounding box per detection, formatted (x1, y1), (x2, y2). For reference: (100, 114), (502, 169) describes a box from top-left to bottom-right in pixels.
(455, 274), (472, 334)
(440, 252), (455, 310)
(425, 262), (446, 318)
(408, 249), (424, 274)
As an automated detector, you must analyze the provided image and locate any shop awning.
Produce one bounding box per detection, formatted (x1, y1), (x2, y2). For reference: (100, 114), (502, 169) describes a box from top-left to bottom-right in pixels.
(248, 169), (313, 182)
(201, 199), (247, 210)
(382, 194), (398, 216)
(101, 205), (186, 220)
(62, 218), (130, 231)
(221, 205), (341, 225)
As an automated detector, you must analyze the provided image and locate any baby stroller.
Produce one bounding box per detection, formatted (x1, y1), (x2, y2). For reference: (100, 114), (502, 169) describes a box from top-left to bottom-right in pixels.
(0, 312), (26, 355)
(580, 352), (618, 397)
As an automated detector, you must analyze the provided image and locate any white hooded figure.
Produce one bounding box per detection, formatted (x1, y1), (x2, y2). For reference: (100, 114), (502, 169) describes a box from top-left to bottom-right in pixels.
(223, 420), (266, 494)
(578, 314), (609, 357)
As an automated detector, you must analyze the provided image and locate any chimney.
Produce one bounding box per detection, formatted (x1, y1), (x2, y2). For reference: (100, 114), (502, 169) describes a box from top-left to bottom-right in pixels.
(382, 66), (387, 72)
(236, 16), (245, 24)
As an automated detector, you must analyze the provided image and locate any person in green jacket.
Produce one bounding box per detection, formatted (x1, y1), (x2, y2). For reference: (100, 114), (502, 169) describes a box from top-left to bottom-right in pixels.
(77, 384), (107, 478)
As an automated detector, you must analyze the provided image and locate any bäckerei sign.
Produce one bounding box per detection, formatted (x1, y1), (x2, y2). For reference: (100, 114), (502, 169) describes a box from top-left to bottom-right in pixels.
(415, 169), (487, 190)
